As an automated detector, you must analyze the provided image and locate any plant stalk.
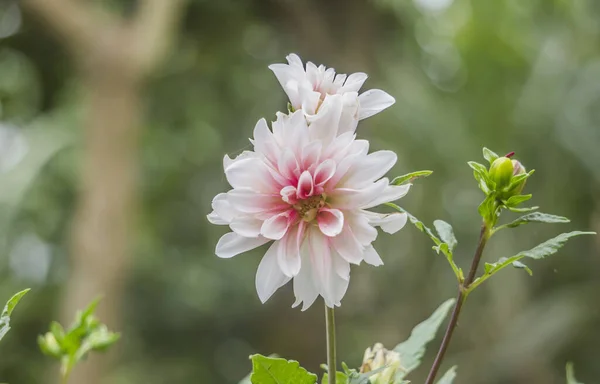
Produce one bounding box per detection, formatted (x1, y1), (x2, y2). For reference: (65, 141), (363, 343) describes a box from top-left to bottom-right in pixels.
(424, 223), (490, 384)
(325, 304), (337, 384)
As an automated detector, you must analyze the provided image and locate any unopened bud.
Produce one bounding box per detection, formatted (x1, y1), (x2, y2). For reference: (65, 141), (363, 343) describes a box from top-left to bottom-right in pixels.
(489, 157), (513, 189)
(508, 159), (527, 194)
(360, 343), (402, 384)
(38, 333), (62, 358)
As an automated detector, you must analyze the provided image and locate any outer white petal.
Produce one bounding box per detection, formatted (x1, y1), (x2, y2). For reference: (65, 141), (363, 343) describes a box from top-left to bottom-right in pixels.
(252, 118), (280, 165)
(225, 157), (281, 192)
(256, 241), (291, 303)
(211, 193), (237, 223)
(307, 228), (337, 307)
(361, 182), (411, 209)
(331, 225), (364, 264)
(358, 89), (396, 120)
(329, 178), (388, 209)
(347, 213), (378, 246)
(261, 211), (292, 240)
(278, 223), (304, 277)
(306, 94), (343, 145)
(363, 244), (384, 266)
(365, 211), (408, 234)
(207, 211), (228, 225)
(337, 92), (360, 136)
(332, 251), (350, 280)
(317, 208), (344, 237)
(339, 150), (397, 188)
(292, 238), (319, 311)
(216, 232), (269, 258)
(230, 216), (263, 237)
(227, 189), (287, 214)
(339, 72), (368, 93)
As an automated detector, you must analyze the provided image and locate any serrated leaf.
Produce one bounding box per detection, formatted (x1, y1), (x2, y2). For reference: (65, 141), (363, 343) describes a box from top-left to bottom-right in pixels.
(394, 299), (456, 378)
(478, 194), (497, 222)
(566, 362), (583, 384)
(502, 212), (570, 229)
(505, 194), (532, 207)
(468, 231), (595, 293)
(467, 161), (488, 176)
(433, 220), (457, 252)
(507, 169), (534, 189)
(436, 366), (458, 384)
(482, 148), (499, 164)
(391, 170), (433, 186)
(250, 354), (317, 384)
(511, 260), (532, 276)
(0, 288), (30, 342)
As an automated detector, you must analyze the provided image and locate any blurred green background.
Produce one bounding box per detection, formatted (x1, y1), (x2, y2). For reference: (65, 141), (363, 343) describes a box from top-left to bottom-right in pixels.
(0, 0), (598, 383)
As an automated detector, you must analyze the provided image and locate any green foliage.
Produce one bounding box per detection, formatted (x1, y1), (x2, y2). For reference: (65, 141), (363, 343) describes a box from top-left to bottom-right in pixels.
(566, 362), (583, 384)
(390, 170), (433, 186)
(38, 298), (120, 382)
(482, 147), (499, 164)
(393, 299), (456, 379)
(468, 231), (595, 293)
(436, 366), (457, 384)
(321, 371), (348, 384)
(433, 220), (457, 252)
(496, 212), (570, 231)
(0, 289), (30, 343)
(386, 204), (461, 281)
(249, 354), (317, 384)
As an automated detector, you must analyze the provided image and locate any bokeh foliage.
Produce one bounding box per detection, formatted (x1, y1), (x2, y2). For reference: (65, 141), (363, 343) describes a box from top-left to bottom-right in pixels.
(0, 0), (598, 383)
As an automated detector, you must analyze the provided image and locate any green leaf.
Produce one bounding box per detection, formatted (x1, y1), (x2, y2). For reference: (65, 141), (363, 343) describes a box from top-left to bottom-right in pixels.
(512, 260), (533, 276)
(566, 362), (583, 384)
(239, 374), (252, 384)
(502, 212), (570, 229)
(346, 367), (389, 384)
(478, 194), (498, 223)
(504, 194), (532, 207)
(394, 298), (456, 378)
(506, 205), (539, 213)
(433, 220), (457, 252)
(482, 148), (499, 164)
(391, 170), (433, 185)
(250, 354), (317, 384)
(436, 366), (458, 384)
(507, 169), (534, 190)
(0, 288), (30, 342)
(467, 161), (488, 176)
(321, 371), (348, 384)
(468, 231), (596, 293)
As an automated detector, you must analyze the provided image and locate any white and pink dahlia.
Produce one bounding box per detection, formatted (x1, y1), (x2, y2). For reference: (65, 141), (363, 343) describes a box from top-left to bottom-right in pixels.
(269, 53), (396, 123)
(208, 111), (409, 310)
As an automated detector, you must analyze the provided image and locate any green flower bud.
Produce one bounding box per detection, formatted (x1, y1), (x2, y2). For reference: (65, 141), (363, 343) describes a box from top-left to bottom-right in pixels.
(360, 343), (402, 384)
(489, 157), (513, 189)
(38, 332), (62, 358)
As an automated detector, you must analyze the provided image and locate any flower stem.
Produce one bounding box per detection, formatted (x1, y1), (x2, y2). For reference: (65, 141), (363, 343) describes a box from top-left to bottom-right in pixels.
(325, 304), (337, 384)
(424, 223), (490, 384)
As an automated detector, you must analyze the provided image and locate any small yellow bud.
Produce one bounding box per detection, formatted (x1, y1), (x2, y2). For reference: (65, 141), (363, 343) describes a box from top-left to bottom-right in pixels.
(489, 157), (514, 189)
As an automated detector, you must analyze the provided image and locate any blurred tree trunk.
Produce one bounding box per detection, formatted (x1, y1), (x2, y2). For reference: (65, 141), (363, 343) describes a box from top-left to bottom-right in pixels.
(21, 1), (187, 383)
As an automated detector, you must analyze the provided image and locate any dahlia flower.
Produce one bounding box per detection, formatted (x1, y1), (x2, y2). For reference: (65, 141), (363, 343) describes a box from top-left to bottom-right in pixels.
(208, 111), (409, 310)
(269, 53), (396, 128)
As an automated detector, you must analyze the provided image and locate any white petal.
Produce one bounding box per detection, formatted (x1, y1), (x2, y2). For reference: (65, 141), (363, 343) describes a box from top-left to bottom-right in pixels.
(307, 94), (343, 145)
(361, 183), (411, 209)
(278, 149), (299, 181)
(256, 241), (291, 303)
(363, 244), (384, 266)
(317, 208), (344, 237)
(292, 239), (319, 311)
(227, 189), (286, 214)
(332, 251), (350, 280)
(358, 89), (396, 120)
(216, 232), (269, 258)
(297, 170), (314, 199)
(337, 92), (360, 136)
(313, 159), (336, 186)
(339, 72), (368, 93)
(225, 157), (280, 192)
(308, 228), (336, 307)
(329, 178), (388, 209)
(286, 53), (303, 67)
(340, 150), (397, 189)
(348, 213), (378, 246)
(300, 140), (322, 170)
(278, 222), (304, 277)
(261, 211), (292, 240)
(331, 225), (364, 264)
(365, 211), (408, 234)
(211, 193), (237, 223)
(207, 211), (228, 225)
(230, 216), (263, 237)
(252, 118), (280, 165)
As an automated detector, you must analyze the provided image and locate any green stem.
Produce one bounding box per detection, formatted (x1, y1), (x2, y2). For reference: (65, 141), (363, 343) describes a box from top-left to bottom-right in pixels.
(325, 304), (336, 384)
(424, 223), (490, 384)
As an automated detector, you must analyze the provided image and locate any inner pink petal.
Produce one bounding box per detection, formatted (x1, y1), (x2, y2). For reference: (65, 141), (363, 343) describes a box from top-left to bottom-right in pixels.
(280, 185), (298, 204)
(317, 208), (344, 237)
(261, 211), (293, 240)
(313, 159), (336, 186)
(297, 171), (314, 199)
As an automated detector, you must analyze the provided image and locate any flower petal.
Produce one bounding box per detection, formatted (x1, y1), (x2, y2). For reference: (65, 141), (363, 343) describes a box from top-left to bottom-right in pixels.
(340, 150), (397, 188)
(227, 189), (287, 214)
(211, 193), (237, 223)
(225, 157), (280, 192)
(331, 225), (364, 264)
(261, 211), (292, 240)
(339, 72), (368, 93)
(292, 238), (320, 311)
(297, 170), (314, 199)
(207, 211), (228, 225)
(365, 211), (408, 234)
(252, 118), (280, 165)
(329, 178), (388, 209)
(317, 208), (344, 237)
(307, 228), (336, 307)
(363, 244), (384, 266)
(230, 216), (263, 237)
(278, 222), (304, 277)
(216, 232), (269, 258)
(332, 251), (350, 280)
(358, 89), (396, 120)
(361, 183), (411, 209)
(313, 159), (336, 186)
(256, 241), (291, 303)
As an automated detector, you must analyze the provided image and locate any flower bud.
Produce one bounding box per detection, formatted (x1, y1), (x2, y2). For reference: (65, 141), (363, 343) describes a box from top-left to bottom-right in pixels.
(489, 157), (514, 189)
(509, 159), (527, 194)
(360, 343), (402, 384)
(38, 332), (62, 358)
